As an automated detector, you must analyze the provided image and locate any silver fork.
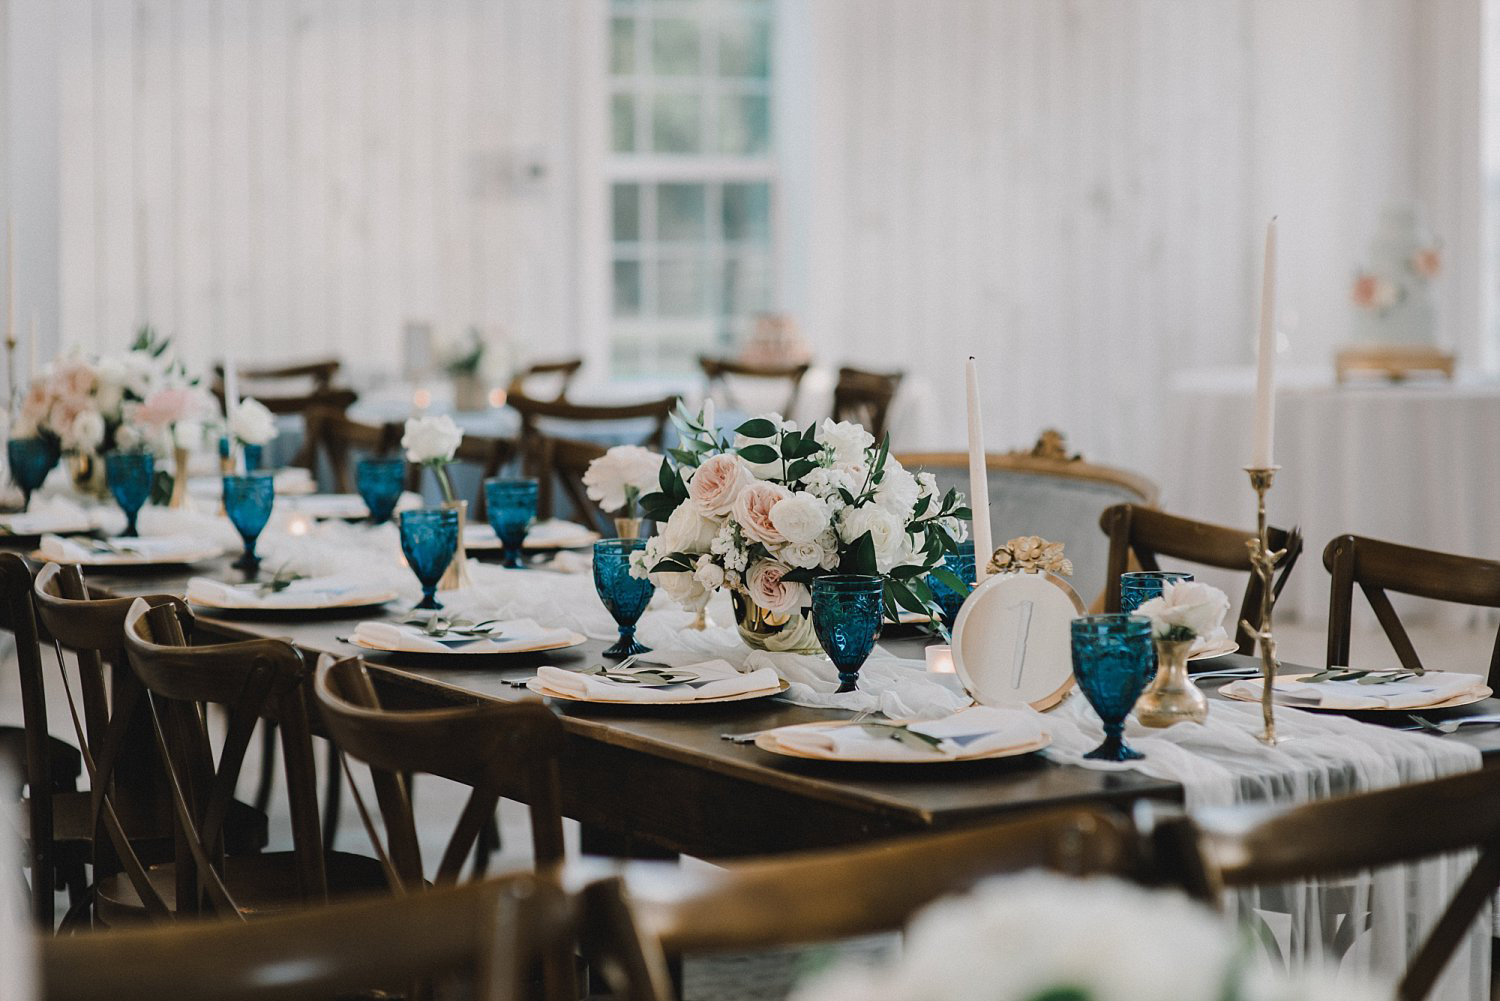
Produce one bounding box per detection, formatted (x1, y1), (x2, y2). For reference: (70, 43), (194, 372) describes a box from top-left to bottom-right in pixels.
(720, 706), (877, 744)
(1405, 713), (1500, 735)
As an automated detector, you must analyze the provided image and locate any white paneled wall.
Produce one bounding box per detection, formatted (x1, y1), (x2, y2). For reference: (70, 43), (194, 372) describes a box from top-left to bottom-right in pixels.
(49, 0), (585, 374)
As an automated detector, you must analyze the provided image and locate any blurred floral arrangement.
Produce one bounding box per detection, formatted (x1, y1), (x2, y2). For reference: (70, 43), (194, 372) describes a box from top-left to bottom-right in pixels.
(630, 405), (969, 622)
(584, 445), (663, 520)
(441, 328), (487, 379)
(1349, 206), (1441, 347)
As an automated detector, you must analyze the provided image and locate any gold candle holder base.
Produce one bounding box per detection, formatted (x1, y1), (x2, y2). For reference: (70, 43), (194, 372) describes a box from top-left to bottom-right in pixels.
(1243, 465), (1283, 745)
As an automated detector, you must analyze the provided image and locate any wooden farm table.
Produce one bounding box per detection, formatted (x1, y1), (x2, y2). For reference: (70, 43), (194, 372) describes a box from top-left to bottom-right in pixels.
(73, 555), (1500, 861)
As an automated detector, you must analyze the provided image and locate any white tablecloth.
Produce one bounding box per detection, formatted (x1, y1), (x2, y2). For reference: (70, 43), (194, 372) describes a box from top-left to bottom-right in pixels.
(1166, 366), (1500, 627)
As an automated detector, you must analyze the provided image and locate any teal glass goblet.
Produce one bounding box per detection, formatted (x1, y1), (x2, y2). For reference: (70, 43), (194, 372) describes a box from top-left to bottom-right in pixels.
(812, 574), (885, 693)
(484, 478), (539, 569)
(223, 473), (275, 572)
(105, 451), (154, 537)
(242, 443), (264, 472)
(400, 507), (459, 610)
(356, 457), (406, 525)
(593, 539), (654, 658)
(1119, 571), (1194, 615)
(1070, 613), (1156, 762)
(8, 436), (60, 511)
(928, 541), (975, 630)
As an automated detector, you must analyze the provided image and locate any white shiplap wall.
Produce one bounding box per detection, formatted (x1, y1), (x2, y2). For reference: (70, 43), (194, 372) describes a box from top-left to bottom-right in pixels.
(50, 0), (585, 374)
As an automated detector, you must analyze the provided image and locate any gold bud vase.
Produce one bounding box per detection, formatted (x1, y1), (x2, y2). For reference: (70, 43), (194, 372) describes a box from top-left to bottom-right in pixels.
(437, 499), (471, 591)
(169, 446), (192, 509)
(613, 516), (644, 541)
(1134, 636), (1208, 728)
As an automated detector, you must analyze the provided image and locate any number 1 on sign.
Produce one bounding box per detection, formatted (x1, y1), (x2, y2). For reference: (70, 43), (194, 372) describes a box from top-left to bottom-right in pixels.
(1008, 600), (1034, 689)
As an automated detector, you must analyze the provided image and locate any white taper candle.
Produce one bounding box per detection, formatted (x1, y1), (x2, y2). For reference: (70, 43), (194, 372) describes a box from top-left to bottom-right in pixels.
(1251, 217), (1278, 468)
(965, 357), (993, 580)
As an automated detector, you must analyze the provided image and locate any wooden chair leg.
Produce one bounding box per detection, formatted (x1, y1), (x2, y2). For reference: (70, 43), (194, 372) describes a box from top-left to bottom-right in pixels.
(473, 811), (501, 878)
(254, 720), (278, 813)
(322, 739), (343, 855)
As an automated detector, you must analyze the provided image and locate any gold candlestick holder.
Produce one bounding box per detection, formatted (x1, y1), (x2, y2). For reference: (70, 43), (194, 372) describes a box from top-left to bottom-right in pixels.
(1243, 465), (1284, 745)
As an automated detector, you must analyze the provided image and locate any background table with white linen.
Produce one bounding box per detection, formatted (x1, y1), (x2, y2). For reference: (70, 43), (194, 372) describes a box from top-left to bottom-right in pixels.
(1166, 366), (1500, 628)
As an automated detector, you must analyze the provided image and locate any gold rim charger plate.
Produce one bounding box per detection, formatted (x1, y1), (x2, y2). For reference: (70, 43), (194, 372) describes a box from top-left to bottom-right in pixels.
(525, 676), (788, 705)
(190, 589), (401, 612)
(752, 720), (1053, 763)
(1221, 673), (1494, 712)
(30, 545), (225, 567)
(350, 630), (588, 657)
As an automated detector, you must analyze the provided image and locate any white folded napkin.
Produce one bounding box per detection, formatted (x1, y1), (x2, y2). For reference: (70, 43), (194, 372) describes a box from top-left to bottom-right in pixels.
(770, 705), (1047, 761)
(1222, 670), (1489, 710)
(353, 617), (574, 654)
(280, 491), (423, 520)
(186, 575), (390, 609)
(533, 659), (779, 703)
(526, 519), (597, 546)
(39, 534), (213, 564)
(0, 497), (94, 535)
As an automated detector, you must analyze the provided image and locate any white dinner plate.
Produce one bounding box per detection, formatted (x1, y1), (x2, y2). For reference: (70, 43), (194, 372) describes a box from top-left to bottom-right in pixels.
(753, 720), (1052, 763)
(350, 630), (588, 657)
(525, 676), (788, 705)
(189, 588), (401, 612)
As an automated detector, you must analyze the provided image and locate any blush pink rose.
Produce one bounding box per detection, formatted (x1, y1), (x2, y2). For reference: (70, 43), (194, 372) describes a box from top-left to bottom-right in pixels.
(733, 480), (791, 546)
(688, 452), (755, 516)
(134, 387), (204, 429)
(745, 559), (808, 616)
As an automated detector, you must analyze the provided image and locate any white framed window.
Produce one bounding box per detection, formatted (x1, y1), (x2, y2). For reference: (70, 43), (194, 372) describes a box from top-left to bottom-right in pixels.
(606, 0), (776, 377)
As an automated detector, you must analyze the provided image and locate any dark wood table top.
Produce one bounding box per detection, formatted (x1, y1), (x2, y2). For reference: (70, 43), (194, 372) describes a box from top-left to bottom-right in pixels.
(72, 552), (1500, 857)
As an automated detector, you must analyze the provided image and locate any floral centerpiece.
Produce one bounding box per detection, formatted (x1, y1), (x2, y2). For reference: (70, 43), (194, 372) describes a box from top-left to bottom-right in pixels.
(583, 444), (663, 539)
(631, 406), (969, 653)
(1132, 579), (1232, 728)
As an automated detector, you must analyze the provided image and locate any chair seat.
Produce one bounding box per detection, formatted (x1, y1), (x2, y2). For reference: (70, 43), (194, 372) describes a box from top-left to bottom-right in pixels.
(0, 727), (82, 796)
(95, 850), (389, 924)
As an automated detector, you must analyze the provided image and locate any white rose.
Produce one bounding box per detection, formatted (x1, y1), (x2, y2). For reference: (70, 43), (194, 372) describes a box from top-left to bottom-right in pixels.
(693, 555), (725, 591)
(687, 452), (755, 516)
(173, 419), (204, 451)
(114, 423), (143, 452)
(657, 500), (718, 555)
(745, 559), (809, 616)
(874, 459), (920, 519)
(838, 504), (909, 574)
(916, 470), (940, 499)
(779, 540), (828, 570)
(583, 444), (662, 513)
(230, 398), (279, 447)
(818, 418), (874, 467)
(1135, 580), (1231, 640)
(400, 413), (462, 463)
(769, 493), (830, 545)
(651, 570), (708, 611)
(65, 410), (106, 453)
(939, 516), (969, 545)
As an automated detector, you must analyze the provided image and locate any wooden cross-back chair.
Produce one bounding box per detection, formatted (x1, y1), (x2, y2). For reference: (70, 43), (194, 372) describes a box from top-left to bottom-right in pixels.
(313, 656), (567, 891)
(110, 598), (383, 923)
(1324, 534), (1500, 689)
(509, 391), (677, 524)
(300, 405), (402, 494)
(1100, 504), (1303, 656)
(411, 431), (519, 521)
(212, 359), (354, 416)
(41, 872), (576, 1001)
(698, 355), (810, 420)
(1146, 768), (1500, 1001)
(31, 563), (269, 929)
(508, 357), (585, 403)
(830, 366), (903, 442)
(572, 805), (1152, 1001)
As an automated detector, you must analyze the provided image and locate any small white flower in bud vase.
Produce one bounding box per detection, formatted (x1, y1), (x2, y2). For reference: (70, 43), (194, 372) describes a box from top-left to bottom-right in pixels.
(583, 444), (663, 517)
(402, 414), (464, 503)
(229, 397), (278, 447)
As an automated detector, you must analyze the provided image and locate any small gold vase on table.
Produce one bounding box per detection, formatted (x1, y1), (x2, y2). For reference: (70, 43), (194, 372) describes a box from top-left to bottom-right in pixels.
(437, 499), (472, 591)
(1135, 637), (1208, 728)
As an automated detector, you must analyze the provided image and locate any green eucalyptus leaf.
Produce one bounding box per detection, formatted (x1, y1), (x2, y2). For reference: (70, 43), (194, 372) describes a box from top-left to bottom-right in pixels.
(738, 444), (779, 464)
(786, 458), (820, 481)
(736, 418), (778, 439)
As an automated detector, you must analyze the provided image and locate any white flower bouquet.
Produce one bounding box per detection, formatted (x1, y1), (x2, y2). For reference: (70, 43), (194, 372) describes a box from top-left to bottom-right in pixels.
(631, 406), (969, 635)
(583, 444), (663, 518)
(402, 414), (465, 502)
(228, 397), (279, 448)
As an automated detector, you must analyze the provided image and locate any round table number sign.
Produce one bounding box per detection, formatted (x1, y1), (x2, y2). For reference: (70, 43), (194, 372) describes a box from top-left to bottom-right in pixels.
(950, 570), (1086, 711)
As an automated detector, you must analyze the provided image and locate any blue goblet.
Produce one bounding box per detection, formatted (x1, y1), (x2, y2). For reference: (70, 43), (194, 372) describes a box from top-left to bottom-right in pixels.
(242, 443), (264, 472)
(812, 575), (885, 694)
(105, 451), (154, 538)
(223, 473), (275, 572)
(8, 436), (60, 511)
(1070, 614), (1156, 762)
(484, 478), (539, 570)
(400, 508), (459, 610)
(928, 541), (976, 630)
(593, 539), (654, 658)
(1119, 571), (1194, 615)
(356, 457), (406, 525)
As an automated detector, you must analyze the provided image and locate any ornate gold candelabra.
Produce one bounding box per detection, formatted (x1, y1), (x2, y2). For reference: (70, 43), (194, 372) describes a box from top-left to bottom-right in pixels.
(1242, 466), (1284, 744)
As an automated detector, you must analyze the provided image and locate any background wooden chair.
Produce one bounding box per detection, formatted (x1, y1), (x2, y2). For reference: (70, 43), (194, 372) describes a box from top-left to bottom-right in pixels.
(213, 359), (359, 468)
(1145, 769), (1500, 1001)
(1101, 504), (1302, 656)
(41, 872), (574, 1001)
(299, 405), (402, 493)
(508, 357), (585, 403)
(898, 431), (1158, 606)
(698, 356), (811, 421)
(1324, 534), (1500, 688)
(572, 806), (1149, 1001)
(32, 563), (268, 928)
(509, 392), (676, 524)
(313, 656), (567, 889)
(104, 599), (383, 923)
(830, 366), (903, 441)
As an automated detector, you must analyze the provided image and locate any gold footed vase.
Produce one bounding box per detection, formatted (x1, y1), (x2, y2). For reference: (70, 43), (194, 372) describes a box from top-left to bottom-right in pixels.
(69, 452), (109, 500)
(437, 499), (472, 591)
(613, 516), (645, 541)
(1134, 637), (1208, 728)
(169, 446), (192, 509)
(732, 591), (821, 655)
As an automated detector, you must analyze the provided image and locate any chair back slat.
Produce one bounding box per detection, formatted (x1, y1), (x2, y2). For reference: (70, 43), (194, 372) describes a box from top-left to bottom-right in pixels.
(1324, 534), (1500, 687)
(698, 356), (810, 418)
(1100, 504), (1303, 655)
(831, 366), (903, 441)
(302, 405), (402, 492)
(508, 356), (584, 402)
